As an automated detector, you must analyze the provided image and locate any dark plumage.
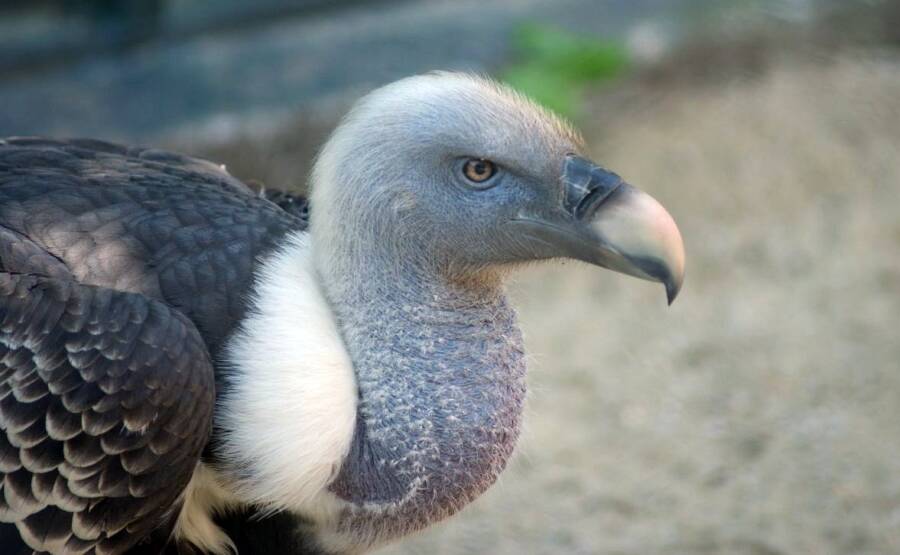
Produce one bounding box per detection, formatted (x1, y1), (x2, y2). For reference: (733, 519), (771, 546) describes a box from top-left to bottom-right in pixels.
(0, 137), (309, 554)
(0, 137), (302, 355)
(0, 273), (214, 555)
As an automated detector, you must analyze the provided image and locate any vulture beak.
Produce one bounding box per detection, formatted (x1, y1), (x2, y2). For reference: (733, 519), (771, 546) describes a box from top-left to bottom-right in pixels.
(512, 155), (685, 304)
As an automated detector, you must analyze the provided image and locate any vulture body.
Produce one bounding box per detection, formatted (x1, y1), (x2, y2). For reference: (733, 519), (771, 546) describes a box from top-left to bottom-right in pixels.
(0, 74), (684, 554)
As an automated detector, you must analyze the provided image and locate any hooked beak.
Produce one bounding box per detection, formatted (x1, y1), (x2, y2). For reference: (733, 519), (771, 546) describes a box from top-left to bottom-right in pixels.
(510, 155), (685, 304)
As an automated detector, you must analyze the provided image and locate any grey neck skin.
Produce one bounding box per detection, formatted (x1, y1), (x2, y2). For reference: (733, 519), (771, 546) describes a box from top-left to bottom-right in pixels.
(316, 238), (527, 546)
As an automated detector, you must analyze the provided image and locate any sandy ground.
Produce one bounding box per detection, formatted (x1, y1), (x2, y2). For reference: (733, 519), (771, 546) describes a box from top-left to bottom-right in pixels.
(372, 50), (900, 555)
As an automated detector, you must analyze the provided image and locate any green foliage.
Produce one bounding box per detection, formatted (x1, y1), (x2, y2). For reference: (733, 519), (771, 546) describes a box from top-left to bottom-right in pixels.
(502, 24), (630, 118)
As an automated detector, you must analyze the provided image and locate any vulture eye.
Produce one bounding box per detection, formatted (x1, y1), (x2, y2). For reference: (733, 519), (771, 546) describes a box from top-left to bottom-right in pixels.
(462, 158), (497, 184)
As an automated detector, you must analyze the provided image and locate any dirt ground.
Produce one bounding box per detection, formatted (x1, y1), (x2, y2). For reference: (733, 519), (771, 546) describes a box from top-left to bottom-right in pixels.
(372, 50), (900, 555)
(188, 40), (900, 555)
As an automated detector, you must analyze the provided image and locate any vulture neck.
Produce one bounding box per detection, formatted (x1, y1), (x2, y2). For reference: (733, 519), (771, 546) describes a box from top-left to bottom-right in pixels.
(314, 234), (527, 543)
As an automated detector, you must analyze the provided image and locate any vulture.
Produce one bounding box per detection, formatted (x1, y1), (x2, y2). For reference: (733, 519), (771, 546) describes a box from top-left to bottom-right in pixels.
(0, 73), (684, 554)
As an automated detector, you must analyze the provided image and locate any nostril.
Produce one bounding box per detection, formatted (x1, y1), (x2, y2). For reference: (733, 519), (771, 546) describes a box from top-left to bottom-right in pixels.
(561, 155), (624, 219)
(575, 174), (623, 219)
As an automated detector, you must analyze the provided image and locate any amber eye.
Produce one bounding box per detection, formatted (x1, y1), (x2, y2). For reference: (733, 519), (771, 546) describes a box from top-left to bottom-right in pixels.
(462, 158), (497, 183)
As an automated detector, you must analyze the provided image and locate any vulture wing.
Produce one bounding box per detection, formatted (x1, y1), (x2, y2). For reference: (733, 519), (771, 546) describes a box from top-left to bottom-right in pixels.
(0, 273), (215, 554)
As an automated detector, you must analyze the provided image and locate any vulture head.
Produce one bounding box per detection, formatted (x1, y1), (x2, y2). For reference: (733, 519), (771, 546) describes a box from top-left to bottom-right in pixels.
(226, 73), (684, 553)
(311, 73), (683, 299)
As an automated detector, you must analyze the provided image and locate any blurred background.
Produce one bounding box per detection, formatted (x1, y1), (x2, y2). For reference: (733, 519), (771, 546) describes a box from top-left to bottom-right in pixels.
(3, 0), (899, 553)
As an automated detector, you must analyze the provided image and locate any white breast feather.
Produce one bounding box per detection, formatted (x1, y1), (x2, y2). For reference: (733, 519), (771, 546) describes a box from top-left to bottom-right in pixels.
(173, 464), (239, 555)
(216, 230), (357, 518)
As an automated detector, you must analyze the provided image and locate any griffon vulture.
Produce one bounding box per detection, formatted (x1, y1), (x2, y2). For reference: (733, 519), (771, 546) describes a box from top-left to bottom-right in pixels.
(0, 73), (684, 554)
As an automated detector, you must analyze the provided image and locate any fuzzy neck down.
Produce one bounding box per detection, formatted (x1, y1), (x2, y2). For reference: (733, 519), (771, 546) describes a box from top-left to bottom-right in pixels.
(316, 240), (527, 549)
(216, 235), (527, 554)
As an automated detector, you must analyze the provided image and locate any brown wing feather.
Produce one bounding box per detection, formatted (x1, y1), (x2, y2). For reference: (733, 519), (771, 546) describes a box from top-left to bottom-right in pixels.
(0, 273), (215, 554)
